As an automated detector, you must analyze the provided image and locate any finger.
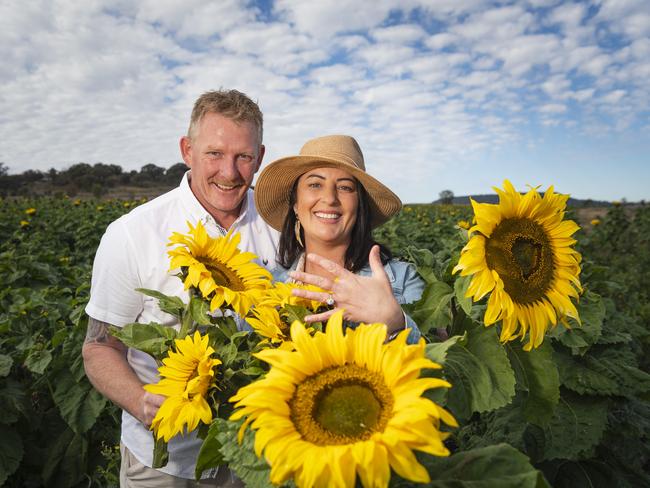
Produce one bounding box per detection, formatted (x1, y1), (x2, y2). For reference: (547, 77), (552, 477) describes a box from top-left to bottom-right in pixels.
(306, 253), (348, 277)
(304, 309), (336, 323)
(144, 391), (166, 407)
(291, 287), (330, 302)
(368, 245), (389, 281)
(289, 270), (334, 290)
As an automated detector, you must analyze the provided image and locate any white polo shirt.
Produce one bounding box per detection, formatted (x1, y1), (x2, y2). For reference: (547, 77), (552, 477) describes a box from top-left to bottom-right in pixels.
(85, 171), (279, 479)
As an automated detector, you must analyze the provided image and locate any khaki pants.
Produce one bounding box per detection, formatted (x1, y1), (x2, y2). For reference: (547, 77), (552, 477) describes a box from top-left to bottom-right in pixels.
(119, 443), (243, 488)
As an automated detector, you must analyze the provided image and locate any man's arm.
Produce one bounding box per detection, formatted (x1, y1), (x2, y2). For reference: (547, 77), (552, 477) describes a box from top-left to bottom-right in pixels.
(82, 317), (164, 426)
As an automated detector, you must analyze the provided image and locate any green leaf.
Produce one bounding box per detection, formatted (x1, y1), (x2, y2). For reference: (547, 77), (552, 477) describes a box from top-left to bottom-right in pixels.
(403, 443), (550, 488)
(282, 304), (310, 325)
(41, 428), (88, 487)
(506, 341), (560, 426)
(0, 379), (28, 424)
(443, 322), (516, 419)
(405, 246), (438, 283)
(53, 371), (107, 434)
(195, 420), (225, 479)
(409, 281), (454, 335)
(210, 418), (275, 488)
(453, 274), (473, 316)
(0, 354), (12, 377)
(136, 287), (185, 318)
(110, 322), (177, 358)
(555, 347), (650, 399)
(541, 390), (609, 461)
(24, 348), (53, 375)
(549, 291), (605, 353)
(425, 334), (465, 366)
(189, 295), (212, 326)
(0, 426), (23, 486)
(539, 459), (619, 488)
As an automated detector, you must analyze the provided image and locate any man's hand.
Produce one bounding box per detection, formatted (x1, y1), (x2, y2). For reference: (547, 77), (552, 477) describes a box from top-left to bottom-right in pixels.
(141, 391), (166, 427)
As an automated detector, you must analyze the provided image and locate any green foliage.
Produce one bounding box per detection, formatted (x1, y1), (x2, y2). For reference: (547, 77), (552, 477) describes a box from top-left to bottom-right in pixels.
(3, 198), (650, 486)
(506, 341), (559, 426)
(441, 320), (516, 420)
(207, 418), (275, 488)
(395, 443), (550, 487)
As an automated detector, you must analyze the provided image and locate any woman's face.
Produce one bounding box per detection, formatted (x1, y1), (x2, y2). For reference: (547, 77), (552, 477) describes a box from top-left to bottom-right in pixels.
(293, 167), (359, 249)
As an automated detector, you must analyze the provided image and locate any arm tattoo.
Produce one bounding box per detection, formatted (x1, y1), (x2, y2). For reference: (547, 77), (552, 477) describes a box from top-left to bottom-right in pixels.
(84, 317), (112, 344)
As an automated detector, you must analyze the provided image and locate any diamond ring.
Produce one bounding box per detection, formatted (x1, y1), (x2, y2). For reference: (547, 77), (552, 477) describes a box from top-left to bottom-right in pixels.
(326, 294), (335, 306)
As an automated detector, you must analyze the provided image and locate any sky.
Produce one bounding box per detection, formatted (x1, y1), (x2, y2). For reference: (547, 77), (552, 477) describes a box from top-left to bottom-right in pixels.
(1, 0), (649, 203)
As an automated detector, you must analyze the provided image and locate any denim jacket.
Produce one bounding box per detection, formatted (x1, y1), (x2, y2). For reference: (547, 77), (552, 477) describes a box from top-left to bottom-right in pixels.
(272, 258), (424, 344)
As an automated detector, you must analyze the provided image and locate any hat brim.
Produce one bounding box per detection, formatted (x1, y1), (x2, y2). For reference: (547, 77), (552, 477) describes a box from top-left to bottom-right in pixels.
(254, 155), (402, 231)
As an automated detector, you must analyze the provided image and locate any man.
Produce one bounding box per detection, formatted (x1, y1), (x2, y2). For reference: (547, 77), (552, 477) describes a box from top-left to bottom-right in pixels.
(82, 90), (279, 487)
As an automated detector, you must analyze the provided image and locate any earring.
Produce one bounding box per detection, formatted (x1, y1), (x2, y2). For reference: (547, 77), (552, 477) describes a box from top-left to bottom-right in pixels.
(294, 218), (303, 248)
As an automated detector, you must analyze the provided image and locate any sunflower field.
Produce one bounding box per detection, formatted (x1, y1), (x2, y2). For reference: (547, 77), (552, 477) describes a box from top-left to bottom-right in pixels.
(1, 188), (649, 487)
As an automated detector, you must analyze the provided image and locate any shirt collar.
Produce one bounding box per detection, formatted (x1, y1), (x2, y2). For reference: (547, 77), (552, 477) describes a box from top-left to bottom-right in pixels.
(179, 170), (252, 234)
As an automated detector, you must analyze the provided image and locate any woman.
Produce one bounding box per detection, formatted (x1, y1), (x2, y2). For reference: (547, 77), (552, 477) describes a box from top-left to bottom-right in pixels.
(254, 134), (424, 342)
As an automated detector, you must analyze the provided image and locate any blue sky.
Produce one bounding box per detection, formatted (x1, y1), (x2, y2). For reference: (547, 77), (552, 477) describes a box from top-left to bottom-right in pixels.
(1, 0), (648, 202)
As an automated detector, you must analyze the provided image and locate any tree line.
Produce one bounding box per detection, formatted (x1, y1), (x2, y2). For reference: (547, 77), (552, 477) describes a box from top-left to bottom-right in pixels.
(0, 161), (188, 197)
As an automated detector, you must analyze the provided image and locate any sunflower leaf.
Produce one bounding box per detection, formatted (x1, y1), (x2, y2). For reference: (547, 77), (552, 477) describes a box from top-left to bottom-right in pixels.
(555, 347), (650, 399)
(195, 420), (224, 480)
(23, 347), (53, 374)
(282, 304), (310, 324)
(549, 291), (605, 353)
(506, 341), (560, 426)
(425, 334), (466, 366)
(541, 390), (609, 461)
(53, 370), (107, 434)
(189, 295), (212, 326)
(0, 354), (12, 377)
(453, 274), (473, 316)
(209, 418), (275, 488)
(0, 425), (23, 486)
(443, 321), (516, 419)
(135, 287), (186, 319)
(408, 281), (454, 335)
(400, 443), (550, 488)
(110, 323), (177, 359)
(41, 428), (88, 488)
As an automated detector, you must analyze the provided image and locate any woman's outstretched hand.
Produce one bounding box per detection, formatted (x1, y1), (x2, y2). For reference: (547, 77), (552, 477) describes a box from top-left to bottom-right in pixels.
(288, 245), (405, 333)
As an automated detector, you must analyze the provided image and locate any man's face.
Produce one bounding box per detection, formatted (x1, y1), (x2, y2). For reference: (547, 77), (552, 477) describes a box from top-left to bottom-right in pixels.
(180, 112), (264, 228)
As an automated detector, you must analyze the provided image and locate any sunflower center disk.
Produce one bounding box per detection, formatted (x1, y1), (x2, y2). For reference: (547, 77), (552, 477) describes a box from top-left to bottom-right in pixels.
(290, 365), (394, 445)
(204, 261), (246, 291)
(485, 217), (555, 304)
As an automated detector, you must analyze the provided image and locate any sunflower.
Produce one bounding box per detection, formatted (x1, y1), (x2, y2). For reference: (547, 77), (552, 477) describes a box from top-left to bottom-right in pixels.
(453, 180), (582, 350)
(257, 281), (325, 313)
(144, 331), (220, 442)
(230, 311), (456, 488)
(247, 306), (290, 346)
(167, 221), (272, 316)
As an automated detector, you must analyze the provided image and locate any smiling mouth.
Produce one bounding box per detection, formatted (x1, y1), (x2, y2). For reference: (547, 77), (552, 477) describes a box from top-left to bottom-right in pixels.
(212, 182), (242, 191)
(314, 211), (341, 221)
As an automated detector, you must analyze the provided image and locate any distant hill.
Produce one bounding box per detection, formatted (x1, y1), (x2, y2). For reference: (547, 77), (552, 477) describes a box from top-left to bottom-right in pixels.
(434, 194), (614, 207)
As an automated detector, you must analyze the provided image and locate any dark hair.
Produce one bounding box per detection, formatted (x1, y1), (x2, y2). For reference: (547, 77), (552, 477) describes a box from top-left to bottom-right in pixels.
(277, 177), (392, 272)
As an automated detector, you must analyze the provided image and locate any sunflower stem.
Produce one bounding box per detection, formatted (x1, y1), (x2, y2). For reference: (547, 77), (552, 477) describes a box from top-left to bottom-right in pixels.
(152, 434), (169, 468)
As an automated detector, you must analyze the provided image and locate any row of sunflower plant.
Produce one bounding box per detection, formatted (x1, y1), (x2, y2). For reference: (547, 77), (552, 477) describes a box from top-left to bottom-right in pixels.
(2, 188), (649, 487)
(0, 196), (138, 487)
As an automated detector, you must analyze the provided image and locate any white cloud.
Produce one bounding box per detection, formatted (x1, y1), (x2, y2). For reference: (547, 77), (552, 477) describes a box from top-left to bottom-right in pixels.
(539, 103), (567, 114)
(370, 24), (427, 44)
(0, 0), (648, 202)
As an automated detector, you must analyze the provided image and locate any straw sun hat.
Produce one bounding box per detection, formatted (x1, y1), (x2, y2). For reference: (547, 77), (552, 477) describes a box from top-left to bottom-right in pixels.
(254, 135), (402, 231)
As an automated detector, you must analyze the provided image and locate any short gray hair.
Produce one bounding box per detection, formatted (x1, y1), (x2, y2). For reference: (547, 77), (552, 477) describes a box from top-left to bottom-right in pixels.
(187, 89), (263, 144)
